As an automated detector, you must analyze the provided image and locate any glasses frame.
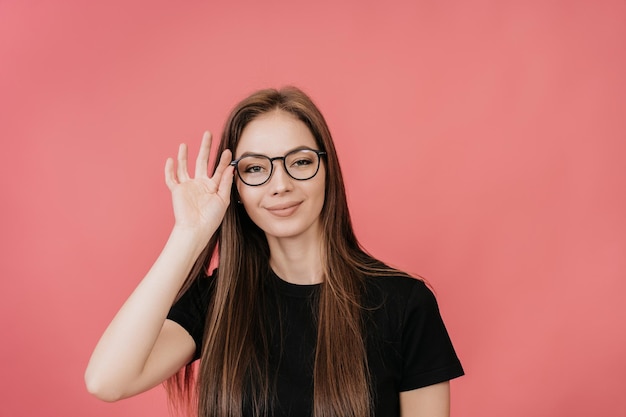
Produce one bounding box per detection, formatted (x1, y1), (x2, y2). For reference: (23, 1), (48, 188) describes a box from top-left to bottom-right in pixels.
(230, 148), (327, 187)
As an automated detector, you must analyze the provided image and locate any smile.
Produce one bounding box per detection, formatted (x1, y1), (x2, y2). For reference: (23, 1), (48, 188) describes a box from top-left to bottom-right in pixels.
(265, 202), (302, 217)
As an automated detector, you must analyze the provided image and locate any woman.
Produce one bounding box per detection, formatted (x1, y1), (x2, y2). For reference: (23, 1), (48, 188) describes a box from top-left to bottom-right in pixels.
(85, 87), (464, 417)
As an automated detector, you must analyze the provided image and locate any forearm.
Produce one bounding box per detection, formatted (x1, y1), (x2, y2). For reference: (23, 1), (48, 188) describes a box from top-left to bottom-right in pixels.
(85, 226), (209, 399)
(400, 382), (450, 417)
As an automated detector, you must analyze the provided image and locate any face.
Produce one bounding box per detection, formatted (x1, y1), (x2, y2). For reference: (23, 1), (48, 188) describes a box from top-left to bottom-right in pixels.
(234, 110), (326, 244)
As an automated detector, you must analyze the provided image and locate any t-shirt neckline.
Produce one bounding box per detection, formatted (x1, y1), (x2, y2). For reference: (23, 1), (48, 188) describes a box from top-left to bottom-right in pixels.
(270, 269), (321, 298)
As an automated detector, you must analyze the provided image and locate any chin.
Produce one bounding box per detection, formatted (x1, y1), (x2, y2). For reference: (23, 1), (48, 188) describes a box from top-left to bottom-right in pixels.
(261, 220), (322, 242)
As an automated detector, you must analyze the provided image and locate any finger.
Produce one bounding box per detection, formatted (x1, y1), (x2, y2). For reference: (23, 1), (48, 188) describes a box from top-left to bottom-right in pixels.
(216, 164), (235, 203)
(177, 143), (190, 182)
(164, 157), (177, 190)
(195, 131), (211, 178)
(210, 149), (233, 182)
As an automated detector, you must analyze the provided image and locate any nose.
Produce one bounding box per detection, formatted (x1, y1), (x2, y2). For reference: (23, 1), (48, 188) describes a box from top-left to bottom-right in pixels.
(268, 159), (293, 194)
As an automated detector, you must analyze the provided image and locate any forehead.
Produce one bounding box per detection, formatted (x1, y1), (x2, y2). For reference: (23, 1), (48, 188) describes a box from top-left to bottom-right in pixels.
(235, 110), (317, 158)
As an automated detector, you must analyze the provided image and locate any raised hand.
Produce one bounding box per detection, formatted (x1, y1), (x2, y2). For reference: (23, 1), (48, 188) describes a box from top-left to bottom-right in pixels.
(85, 132), (232, 401)
(164, 131), (234, 237)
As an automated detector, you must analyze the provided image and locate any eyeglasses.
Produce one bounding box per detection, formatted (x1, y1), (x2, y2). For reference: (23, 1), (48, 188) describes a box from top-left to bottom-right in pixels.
(230, 148), (326, 186)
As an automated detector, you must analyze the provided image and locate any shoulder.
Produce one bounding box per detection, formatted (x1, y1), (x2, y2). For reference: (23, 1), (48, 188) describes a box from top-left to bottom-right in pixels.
(170, 269), (217, 320)
(361, 273), (439, 332)
(363, 274), (434, 307)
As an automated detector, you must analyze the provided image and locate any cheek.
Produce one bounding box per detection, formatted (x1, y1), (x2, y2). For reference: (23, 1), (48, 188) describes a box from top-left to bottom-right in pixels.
(235, 179), (255, 204)
(309, 177), (327, 211)
(316, 169), (327, 201)
(236, 183), (261, 216)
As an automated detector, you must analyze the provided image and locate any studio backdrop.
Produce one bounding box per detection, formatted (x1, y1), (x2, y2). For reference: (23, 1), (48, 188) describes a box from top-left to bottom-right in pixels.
(1, 1), (625, 416)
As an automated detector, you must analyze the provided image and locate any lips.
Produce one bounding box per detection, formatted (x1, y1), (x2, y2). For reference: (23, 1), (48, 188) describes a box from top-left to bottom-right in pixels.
(265, 201), (302, 217)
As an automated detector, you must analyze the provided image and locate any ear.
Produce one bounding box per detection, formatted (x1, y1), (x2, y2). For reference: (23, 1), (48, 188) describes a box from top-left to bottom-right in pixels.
(231, 178), (242, 204)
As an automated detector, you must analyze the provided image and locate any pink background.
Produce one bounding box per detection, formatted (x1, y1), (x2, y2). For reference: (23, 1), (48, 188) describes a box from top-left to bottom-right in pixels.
(1, 1), (625, 416)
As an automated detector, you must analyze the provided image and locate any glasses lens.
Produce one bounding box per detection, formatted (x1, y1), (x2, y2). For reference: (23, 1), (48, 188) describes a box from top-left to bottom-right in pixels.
(285, 150), (320, 180)
(237, 156), (272, 185)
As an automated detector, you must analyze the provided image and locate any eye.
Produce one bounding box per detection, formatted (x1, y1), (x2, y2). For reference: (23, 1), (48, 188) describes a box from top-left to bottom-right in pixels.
(291, 157), (314, 167)
(287, 150), (316, 168)
(239, 156), (270, 174)
(244, 164), (267, 173)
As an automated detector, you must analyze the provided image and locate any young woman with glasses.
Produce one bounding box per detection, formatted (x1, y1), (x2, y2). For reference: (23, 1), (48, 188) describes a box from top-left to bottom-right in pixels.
(85, 87), (464, 417)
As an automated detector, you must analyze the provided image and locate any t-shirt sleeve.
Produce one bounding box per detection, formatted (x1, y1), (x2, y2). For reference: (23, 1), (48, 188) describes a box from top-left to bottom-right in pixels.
(166, 272), (214, 361)
(399, 280), (465, 391)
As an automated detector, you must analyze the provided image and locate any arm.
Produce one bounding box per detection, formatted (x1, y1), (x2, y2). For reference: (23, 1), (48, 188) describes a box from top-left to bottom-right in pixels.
(85, 132), (234, 401)
(399, 381), (450, 417)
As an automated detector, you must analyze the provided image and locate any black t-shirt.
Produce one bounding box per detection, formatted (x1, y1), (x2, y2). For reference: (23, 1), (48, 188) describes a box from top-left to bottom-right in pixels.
(167, 270), (464, 416)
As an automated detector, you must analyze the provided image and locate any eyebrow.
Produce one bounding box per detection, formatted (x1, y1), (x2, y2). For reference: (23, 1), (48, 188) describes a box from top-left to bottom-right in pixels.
(236, 146), (317, 159)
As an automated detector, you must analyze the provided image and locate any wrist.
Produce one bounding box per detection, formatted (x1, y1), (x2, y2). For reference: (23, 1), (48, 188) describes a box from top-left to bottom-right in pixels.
(168, 225), (213, 259)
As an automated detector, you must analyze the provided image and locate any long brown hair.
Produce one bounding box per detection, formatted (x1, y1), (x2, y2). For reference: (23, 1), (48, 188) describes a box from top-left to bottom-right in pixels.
(166, 87), (407, 417)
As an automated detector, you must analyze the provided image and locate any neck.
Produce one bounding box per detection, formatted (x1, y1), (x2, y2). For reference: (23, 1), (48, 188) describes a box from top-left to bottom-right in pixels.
(266, 233), (324, 285)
